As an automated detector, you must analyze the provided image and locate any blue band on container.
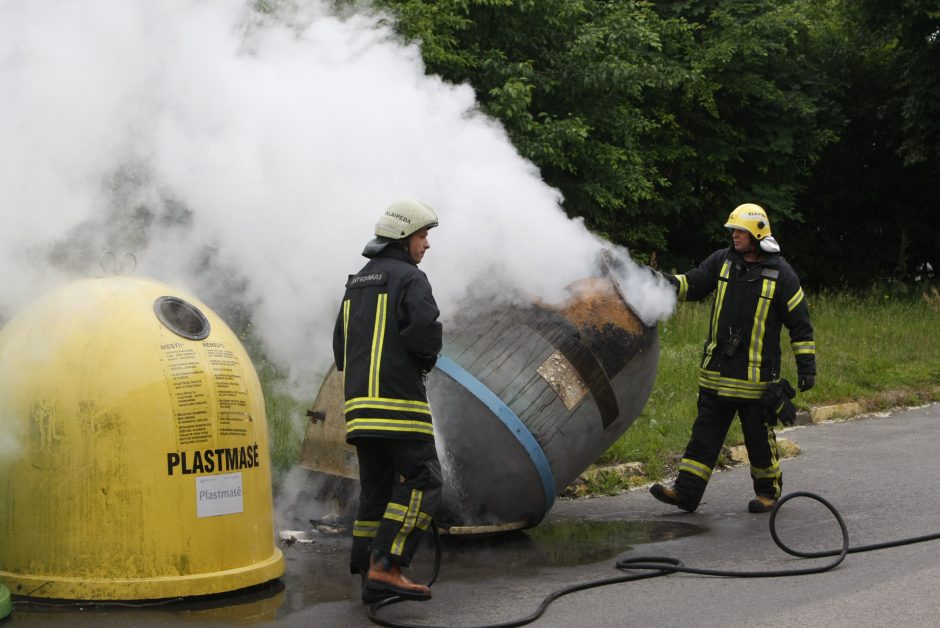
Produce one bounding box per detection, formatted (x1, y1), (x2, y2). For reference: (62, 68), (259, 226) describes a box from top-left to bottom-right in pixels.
(435, 356), (556, 510)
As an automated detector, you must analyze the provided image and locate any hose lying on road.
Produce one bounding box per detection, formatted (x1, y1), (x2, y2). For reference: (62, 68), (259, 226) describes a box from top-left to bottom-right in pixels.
(369, 491), (940, 628)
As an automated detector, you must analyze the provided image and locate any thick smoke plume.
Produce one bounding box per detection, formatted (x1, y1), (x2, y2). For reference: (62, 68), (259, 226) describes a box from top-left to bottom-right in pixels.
(0, 0), (675, 396)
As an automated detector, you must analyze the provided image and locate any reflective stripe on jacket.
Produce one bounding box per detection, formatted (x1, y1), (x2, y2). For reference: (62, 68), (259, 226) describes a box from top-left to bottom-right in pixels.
(332, 246), (442, 441)
(667, 247), (816, 400)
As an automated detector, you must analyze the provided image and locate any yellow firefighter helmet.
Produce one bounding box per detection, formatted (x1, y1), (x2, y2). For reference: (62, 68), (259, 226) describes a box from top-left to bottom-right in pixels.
(724, 203), (771, 240)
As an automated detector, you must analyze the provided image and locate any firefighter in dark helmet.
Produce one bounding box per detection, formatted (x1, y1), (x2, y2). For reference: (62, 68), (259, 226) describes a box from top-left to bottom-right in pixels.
(650, 204), (816, 513)
(332, 199), (443, 602)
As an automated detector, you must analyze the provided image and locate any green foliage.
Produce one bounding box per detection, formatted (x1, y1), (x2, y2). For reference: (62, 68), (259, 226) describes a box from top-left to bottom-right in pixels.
(788, 0), (940, 288)
(239, 325), (308, 489)
(646, 0), (845, 267)
(855, 0), (940, 165)
(364, 0), (697, 250)
(791, 289), (940, 400)
(343, 0), (936, 289)
(265, 386), (307, 489)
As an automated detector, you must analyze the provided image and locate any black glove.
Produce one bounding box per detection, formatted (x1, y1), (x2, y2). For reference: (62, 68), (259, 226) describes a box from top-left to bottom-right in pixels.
(798, 373), (816, 392)
(412, 353), (438, 382)
(760, 379), (797, 426)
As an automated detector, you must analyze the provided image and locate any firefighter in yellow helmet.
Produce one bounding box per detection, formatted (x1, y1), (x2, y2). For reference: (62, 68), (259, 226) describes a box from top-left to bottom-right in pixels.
(333, 200), (443, 602)
(650, 203), (816, 513)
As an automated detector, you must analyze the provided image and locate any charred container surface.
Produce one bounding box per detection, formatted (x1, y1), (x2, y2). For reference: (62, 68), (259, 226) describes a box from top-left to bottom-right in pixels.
(432, 277), (658, 530)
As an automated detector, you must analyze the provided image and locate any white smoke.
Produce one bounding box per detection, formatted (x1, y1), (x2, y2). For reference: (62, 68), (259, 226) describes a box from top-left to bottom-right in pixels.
(0, 427), (22, 470)
(0, 0), (675, 394)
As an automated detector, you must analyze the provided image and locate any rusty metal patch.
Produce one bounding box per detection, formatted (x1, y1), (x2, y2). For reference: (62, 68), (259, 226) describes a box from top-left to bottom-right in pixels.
(537, 350), (589, 410)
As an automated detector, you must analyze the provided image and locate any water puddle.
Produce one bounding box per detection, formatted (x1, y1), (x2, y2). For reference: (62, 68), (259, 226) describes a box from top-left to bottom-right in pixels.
(407, 518), (705, 582)
(7, 519), (704, 625)
(522, 518), (705, 566)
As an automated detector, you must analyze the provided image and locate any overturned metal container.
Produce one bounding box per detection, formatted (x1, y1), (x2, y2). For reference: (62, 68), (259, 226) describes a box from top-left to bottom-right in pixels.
(300, 275), (658, 532)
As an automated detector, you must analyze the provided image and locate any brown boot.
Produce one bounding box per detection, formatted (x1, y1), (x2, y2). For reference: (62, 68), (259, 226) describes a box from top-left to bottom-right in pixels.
(360, 572), (397, 604)
(649, 483), (697, 512)
(748, 495), (777, 513)
(365, 555), (432, 601)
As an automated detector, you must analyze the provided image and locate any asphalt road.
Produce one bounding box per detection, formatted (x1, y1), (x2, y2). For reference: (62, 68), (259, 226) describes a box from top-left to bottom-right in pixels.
(8, 401), (940, 627)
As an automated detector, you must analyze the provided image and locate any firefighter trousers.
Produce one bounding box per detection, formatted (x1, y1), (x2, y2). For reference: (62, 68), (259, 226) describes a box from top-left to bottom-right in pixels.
(673, 390), (781, 510)
(350, 438), (442, 574)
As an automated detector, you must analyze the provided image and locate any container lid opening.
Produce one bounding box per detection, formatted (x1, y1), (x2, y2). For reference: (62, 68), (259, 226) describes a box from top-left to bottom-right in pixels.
(154, 296), (211, 340)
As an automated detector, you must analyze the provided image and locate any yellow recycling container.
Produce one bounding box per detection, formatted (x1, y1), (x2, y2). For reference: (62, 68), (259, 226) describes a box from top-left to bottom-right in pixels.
(0, 276), (283, 600)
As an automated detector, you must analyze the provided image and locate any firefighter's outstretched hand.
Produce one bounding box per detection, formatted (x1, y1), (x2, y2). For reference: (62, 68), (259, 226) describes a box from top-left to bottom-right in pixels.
(798, 374), (816, 392)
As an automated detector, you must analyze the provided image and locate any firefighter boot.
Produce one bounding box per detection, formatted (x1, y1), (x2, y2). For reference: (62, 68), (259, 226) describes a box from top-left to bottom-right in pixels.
(748, 495), (777, 513)
(360, 573), (397, 604)
(649, 483), (696, 513)
(365, 554), (432, 601)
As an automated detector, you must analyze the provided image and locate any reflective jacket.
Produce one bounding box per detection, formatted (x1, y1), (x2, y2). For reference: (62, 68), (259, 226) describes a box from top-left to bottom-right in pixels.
(332, 244), (442, 442)
(666, 247), (816, 400)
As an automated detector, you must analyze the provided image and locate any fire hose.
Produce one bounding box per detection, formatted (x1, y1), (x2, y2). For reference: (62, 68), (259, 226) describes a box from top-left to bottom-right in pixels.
(368, 491), (940, 628)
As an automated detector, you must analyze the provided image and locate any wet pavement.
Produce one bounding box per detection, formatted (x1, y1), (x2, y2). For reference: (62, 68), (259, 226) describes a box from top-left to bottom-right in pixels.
(6, 401), (940, 627)
(5, 514), (705, 627)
